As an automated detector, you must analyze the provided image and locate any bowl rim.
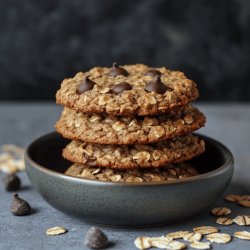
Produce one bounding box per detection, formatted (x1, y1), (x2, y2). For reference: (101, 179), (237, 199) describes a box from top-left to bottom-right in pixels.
(25, 131), (234, 186)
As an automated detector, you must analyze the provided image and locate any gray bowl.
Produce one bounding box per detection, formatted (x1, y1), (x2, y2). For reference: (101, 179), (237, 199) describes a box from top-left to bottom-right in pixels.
(25, 132), (234, 226)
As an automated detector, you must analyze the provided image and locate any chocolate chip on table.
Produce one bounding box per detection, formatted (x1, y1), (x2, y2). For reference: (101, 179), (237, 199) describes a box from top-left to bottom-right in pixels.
(77, 76), (96, 94)
(112, 82), (132, 94)
(108, 62), (129, 77)
(145, 76), (168, 94)
(4, 174), (21, 191)
(84, 227), (108, 249)
(144, 69), (162, 77)
(10, 193), (31, 216)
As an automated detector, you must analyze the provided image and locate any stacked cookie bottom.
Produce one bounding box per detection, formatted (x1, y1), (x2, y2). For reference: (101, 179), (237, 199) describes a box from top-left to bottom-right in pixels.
(56, 105), (206, 183)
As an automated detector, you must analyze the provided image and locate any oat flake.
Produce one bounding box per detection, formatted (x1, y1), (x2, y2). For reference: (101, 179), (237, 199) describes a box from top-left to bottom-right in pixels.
(46, 227), (67, 236)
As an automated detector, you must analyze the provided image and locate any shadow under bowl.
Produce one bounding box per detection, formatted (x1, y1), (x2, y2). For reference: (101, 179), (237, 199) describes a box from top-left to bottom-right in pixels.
(25, 132), (234, 226)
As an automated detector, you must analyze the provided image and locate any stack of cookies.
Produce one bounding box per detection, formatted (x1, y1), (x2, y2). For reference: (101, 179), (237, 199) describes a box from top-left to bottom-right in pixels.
(55, 64), (206, 182)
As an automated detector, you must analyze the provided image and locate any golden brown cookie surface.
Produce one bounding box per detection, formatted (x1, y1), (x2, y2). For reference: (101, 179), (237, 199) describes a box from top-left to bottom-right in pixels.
(62, 134), (205, 170)
(65, 162), (199, 182)
(56, 64), (199, 116)
(56, 105), (206, 145)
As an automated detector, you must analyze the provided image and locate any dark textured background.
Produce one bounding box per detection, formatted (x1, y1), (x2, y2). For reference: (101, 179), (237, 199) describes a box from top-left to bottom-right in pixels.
(0, 0), (249, 101)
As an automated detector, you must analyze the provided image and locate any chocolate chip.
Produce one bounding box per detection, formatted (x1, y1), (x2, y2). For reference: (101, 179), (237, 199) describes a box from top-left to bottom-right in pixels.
(4, 174), (21, 191)
(77, 76), (96, 94)
(112, 82), (132, 94)
(145, 76), (168, 94)
(144, 69), (162, 77)
(84, 227), (108, 249)
(10, 193), (31, 216)
(109, 62), (129, 77)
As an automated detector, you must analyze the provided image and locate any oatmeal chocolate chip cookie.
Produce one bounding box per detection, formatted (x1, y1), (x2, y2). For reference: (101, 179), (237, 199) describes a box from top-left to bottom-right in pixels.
(56, 105), (206, 145)
(62, 134), (205, 170)
(64, 162), (199, 182)
(56, 64), (199, 116)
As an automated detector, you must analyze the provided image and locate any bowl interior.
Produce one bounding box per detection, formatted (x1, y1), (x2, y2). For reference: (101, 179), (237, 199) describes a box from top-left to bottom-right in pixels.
(27, 132), (231, 176)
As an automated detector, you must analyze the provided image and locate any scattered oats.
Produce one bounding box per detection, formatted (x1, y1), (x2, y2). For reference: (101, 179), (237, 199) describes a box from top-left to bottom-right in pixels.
(193, 226), (218, 235)
(134, 236), (168, 250)
(151, 239), (186, 250)
(234, 231), (250, 240)
(164, 240), (186, 250)
(46, 227), (67, 236)
(149, 237), (173, 249)
(238, 200), (250, 208)
(183, 232), (202, 242)
(240, 195), (250, 200)
(0, 161), (18, 174)
(190, 241), (211, 249)
(2, 145), (25, 156)
(224, 194), (241, 202)
(233, 215), (250, 226)
(149, 236), (171, 242)
(0, 145), (25, 173)
(166, 231), (190, 239)
(134, 237), (152, 249)
(0, 153), (11, 162)
(211, 207), (231, 216)
(13, 159), (25, 171)
(206, 233), (231, 244)
(216, 217), (233, 226)
(134, 236), (186, 250)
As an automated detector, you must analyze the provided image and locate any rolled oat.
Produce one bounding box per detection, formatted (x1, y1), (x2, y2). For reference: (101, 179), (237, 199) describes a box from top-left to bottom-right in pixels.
(46, 227), (67, 236)
(193, 226), (218, 235)
(234, 231), (250, 240)
(206, 233), (231, 244)
(233, 215), (250, 226)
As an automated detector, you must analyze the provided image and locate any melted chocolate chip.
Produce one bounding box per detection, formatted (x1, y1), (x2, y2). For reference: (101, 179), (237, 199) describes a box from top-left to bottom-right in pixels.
(145, 76), (168, 94)
(10, 193), (31, 216)
(84, 227), (108, 249)
(77, 76), (96, 94)
(4, 174), (21, 191)
(112, 82), (132, 94)
(108, 62), (129, 77)
(144, 69), (162, 77)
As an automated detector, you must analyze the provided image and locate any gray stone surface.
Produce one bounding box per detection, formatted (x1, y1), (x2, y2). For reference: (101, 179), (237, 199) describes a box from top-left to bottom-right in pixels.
(0, 102), (250, 250)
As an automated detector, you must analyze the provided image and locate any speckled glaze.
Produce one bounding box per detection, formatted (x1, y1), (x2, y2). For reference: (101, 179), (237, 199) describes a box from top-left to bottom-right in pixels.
(25, 132), (234, 226)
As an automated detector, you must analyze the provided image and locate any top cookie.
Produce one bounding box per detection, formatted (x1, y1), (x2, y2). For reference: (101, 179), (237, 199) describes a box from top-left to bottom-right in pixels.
(56, 64), (199, 116)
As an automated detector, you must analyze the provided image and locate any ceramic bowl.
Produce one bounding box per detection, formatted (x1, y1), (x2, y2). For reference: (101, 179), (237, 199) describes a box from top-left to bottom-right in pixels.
(25, 132), (234, 226)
